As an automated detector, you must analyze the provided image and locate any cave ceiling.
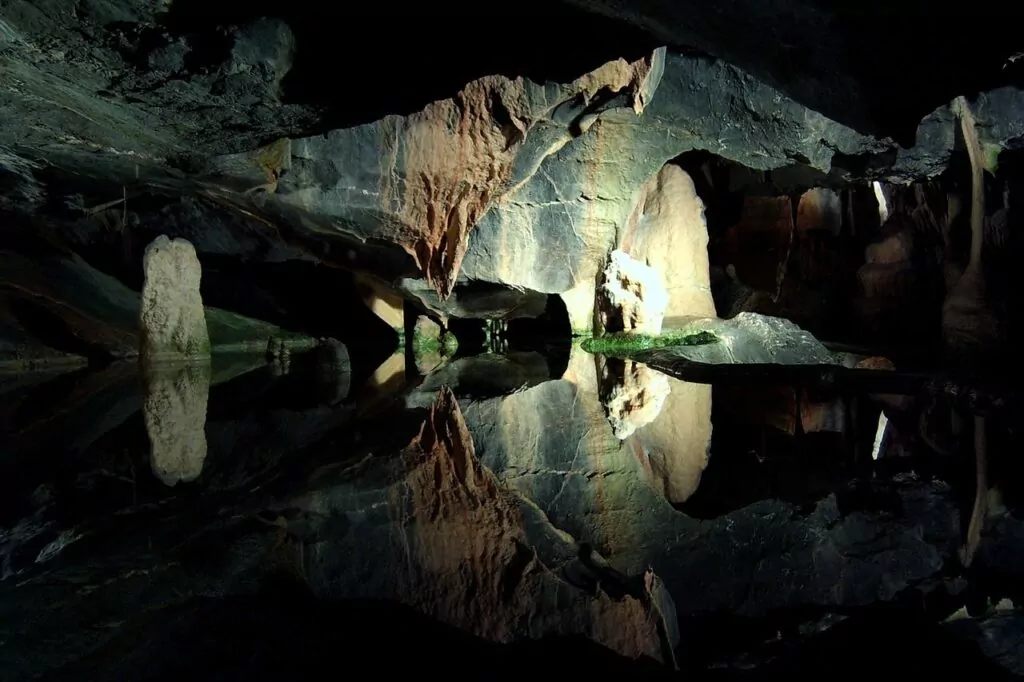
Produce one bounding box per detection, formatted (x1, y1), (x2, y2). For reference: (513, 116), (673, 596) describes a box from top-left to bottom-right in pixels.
(2, 0), (1023, 301)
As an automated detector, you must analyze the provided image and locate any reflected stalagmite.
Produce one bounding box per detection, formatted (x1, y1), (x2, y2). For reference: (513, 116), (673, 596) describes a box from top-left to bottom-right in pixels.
(596, 355), (670, 440)
(143, 361), (211, 486)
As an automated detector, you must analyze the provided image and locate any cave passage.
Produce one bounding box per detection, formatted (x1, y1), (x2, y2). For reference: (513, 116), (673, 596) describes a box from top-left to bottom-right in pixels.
(3, 1), (1024, 677)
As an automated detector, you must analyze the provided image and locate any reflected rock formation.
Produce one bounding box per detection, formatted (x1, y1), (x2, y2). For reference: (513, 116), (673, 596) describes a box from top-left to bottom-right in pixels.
(595, 352), (712, 504)
(461, 346), (961, 625)
(142, 360), (212, 486)
(597, 355), (671, 440)
(295, 388), (679, 665)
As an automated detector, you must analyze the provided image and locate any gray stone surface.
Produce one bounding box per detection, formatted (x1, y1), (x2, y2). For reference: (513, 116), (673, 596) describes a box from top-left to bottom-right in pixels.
(662, 313), (840, 365)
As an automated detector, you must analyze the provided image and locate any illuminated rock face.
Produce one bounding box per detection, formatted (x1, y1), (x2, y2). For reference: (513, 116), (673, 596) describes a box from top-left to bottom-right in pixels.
(594, 250), (669, 336)
(620, 164), (717, 326)
(140, 236), (210, 361)
(300, 387), (679, 664)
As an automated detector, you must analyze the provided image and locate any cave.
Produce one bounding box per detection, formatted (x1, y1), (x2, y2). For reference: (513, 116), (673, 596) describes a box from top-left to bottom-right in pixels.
(3, 1), (1024, 679)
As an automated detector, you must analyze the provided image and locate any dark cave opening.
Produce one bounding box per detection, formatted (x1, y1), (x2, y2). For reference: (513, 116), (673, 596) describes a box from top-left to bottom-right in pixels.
(668, 150), (975, 357)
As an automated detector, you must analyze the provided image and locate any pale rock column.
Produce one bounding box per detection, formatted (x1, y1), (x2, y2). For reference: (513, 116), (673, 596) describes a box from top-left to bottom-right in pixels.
(140, 235), (210, 360)
(143, 361), (211, 487)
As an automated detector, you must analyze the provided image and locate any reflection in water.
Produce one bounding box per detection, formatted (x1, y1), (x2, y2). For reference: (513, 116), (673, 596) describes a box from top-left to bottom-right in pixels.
(593, 353), (713, 503)
(294, 387), (678, 664)
(142, 360), (212, 487)
(597, 356), (671, 439)
(0, 344), (1018, 679)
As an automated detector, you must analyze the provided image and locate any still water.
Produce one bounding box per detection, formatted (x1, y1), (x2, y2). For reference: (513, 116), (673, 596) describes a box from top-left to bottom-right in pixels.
(0, 346), (1019, 680)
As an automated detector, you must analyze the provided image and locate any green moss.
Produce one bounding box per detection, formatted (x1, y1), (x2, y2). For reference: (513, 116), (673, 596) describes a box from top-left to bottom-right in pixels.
(982, 142), (1003, 173)
(412, 330), (459, 357)
(441, 331), (458, 355)
(580, 330), (717, 355)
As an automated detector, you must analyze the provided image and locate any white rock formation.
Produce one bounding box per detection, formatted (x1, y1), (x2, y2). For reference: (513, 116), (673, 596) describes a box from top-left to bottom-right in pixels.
(140, 235), (210, 359)
(143, 361), (211, 487)
(594, 249), (669, 335)
(598, 357), (671, 440)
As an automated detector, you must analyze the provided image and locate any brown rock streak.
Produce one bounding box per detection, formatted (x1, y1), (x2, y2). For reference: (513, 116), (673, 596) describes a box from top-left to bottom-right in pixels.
(395, 53), (658, 298)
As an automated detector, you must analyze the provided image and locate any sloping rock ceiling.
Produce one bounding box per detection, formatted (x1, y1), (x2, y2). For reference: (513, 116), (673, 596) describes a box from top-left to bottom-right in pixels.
(2, 0), (1024, 328)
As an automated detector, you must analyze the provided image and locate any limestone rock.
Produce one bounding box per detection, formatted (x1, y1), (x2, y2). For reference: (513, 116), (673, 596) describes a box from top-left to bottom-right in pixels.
(354, 273), (405, 330)
(594, 351), (714, 504)
(660, 313), (839, 365)
(620, 164), (716, 325)
(594, 250), (669, 336)
(796, 188), (843, 236)
(597, 356), (671, 440)
(464, 346), (961, 622)
(143, 360), (211, 487)
(723, 195), (794, 297)
(630, 376), (713, 504)
(140, 236), (210, 360)
(298, 387), (679, 664)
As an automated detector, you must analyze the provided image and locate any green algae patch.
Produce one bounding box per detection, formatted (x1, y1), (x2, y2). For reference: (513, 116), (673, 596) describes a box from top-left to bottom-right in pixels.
(412, 330), (458, 356)
(580, 330), (717, 355)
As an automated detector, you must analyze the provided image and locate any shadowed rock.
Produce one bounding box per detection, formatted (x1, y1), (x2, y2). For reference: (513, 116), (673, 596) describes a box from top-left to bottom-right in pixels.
(462, 347), (961, 623)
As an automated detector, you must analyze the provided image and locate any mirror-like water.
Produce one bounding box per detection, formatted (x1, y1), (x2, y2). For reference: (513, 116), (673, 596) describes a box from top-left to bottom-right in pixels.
(1, 345), (1021, 680)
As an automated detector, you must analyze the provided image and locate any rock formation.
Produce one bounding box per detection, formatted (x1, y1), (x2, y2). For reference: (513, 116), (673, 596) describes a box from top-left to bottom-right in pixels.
(597, 356), (671, 440)
(594, 250), (669, 336)
(139, 236), (210, 360)
(297, 387), (679, 665)
(620, 164), (717, 325)
(142, 360), (211, 486)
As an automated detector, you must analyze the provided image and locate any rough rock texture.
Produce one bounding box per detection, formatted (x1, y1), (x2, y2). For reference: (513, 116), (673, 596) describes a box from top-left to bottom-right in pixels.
(620, 164), (716, 325)
(398, 278), (549, 324)
(297, 388), (678, 664)
(192, 49), (1024, 308)
(240, 51), (663, 299)
(142, 360), (211, 486)
(658, 313), (839, 365)
(946, 611), (1024, 676)
(557, 0), (1021, 146)
(594, 250), (669, 335)
(597, 356), (671, 440)
(139, 236), (210, 359)
(4, 17), (1023, 317)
